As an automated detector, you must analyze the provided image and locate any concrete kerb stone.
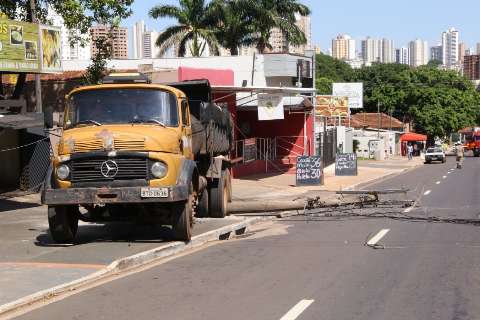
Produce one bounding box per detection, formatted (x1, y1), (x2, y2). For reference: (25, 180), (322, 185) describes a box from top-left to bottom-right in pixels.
(0, 217), (264, 319)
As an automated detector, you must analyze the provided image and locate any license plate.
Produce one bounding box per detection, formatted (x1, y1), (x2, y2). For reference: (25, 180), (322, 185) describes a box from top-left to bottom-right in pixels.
(141, 187), (169, 198)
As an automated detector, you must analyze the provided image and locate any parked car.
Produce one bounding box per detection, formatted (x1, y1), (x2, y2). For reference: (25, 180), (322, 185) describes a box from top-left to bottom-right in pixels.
(425, 147), (446, 164)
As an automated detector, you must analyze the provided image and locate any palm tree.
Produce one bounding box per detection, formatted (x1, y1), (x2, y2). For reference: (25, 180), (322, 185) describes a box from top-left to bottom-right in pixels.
(149, 0), (221, 57)
(245, 0), (311, 53)
(211, 0), (255, 56)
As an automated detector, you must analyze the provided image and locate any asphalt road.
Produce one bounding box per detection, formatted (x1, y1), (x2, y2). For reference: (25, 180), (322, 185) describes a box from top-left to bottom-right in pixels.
(15, 157), (480, 320)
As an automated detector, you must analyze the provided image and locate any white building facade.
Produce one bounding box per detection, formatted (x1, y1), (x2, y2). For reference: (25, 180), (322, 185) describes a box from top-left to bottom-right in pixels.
(395, 47), (409, 65)
(409, 39), (429, 67)
(441, 28), (459, 68)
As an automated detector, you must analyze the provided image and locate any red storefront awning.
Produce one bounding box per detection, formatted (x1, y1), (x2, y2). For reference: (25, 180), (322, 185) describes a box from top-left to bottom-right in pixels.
(400, 132), (427, 142)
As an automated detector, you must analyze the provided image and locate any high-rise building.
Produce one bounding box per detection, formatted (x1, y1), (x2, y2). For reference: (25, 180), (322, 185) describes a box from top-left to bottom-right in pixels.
(395, 47), (409, 65)
(463, 55), (480, 80)
(381, 38), (395, 63)
(408, 39), (428, 67)
(133, 21), (146, 59)
(90, 25), (128, 59)
(361, 37), (381, 64)
(459, 42), (466, 64)
(431, 45), (443, 62)
(47, 7), (91, 60)
(332, 34), (356, 60)
(441, 27), (459, 68)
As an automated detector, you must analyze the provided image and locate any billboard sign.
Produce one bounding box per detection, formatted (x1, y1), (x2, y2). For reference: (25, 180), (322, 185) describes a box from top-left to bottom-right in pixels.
(0, 18), (62, 73)
(332, 83), (363, 109)
(315, 95), (349, 117)
(40, 25), (62, 72)
(0, 17), (41, 72)
(258, 93), (284, 121)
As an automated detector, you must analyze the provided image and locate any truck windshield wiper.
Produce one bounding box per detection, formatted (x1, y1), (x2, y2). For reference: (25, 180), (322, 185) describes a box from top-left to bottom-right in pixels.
(129, 119), (166, 127)
(74, 120), (102, 127)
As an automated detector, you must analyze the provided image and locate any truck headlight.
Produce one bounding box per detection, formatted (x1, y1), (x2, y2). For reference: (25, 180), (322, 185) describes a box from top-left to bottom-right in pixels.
(151, 162), (167, 179)
(56, 164), (70, 180)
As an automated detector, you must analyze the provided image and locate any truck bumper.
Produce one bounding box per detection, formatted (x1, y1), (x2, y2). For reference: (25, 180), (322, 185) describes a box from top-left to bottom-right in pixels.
(42, 185), (189, 205)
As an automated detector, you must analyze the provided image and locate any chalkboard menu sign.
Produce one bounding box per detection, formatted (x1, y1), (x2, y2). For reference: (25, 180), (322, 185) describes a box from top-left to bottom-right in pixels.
(243, 138), (256, 163)
(296, 156), (322, 186)
(335, 153), (358, 176)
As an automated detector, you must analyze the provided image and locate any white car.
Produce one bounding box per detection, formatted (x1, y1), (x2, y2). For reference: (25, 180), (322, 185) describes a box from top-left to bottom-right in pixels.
(425, 147), (446, 164)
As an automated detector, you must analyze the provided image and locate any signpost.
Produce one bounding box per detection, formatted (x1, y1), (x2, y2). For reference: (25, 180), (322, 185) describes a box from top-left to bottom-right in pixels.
(335, 153), (358, 176)
(296, 156), (322, 186)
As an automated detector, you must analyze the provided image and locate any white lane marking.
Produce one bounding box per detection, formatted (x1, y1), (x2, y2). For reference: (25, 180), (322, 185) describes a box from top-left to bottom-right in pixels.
(403, 206), (414, 213)
(442, 176), (447, 179)
(424, 190), (431, 195)
(280, 299), (315, 320)
(436, 181), (441, 185)
(367, 229), (390, 246)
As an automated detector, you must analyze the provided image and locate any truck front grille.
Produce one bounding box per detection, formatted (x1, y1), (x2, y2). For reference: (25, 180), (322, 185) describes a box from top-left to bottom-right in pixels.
(70, 157), (148, 183)
(74, 138), (146, 153)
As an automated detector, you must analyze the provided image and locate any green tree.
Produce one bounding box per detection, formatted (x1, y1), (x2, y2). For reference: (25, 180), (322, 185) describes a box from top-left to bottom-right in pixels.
(210, 0), (254, 56)
(346, 63), (480, 137)
(244, 0), (310, 53)
(149, 0), (221, 57)
(314, 53), (353, 94)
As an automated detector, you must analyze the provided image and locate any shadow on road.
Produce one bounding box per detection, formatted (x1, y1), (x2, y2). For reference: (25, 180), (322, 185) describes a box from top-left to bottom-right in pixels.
(0, 199), (41, 213)
(34, 222), (173, 247)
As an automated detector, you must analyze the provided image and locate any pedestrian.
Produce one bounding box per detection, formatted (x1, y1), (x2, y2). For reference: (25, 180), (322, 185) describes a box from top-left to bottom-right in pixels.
(456, 145), (464, 169)
(407, 144), (413, 160)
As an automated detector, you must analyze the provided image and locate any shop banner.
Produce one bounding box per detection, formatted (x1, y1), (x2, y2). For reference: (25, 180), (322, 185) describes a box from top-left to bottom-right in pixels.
(0, 17), (41, 72)
(258, 93), (284, 121)
(315, 95), (349, 117)
(0, 17), (62, 73)
(40, 25), (62, 72)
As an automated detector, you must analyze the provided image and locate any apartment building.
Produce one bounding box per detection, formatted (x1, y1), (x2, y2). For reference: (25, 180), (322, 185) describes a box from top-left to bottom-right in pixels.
(409, 39), (429, 67)
(464, 55), (480, 80)
(90, 25), (128, 59)
(332, 34), (356, 60)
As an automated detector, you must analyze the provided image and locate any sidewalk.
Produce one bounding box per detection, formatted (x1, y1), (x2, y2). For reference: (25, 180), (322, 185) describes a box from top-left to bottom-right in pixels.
(230, 156), (423, 212)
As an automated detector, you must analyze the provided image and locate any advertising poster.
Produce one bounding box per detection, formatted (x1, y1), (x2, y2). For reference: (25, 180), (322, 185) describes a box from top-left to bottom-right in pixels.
(40, 25), (62, 72)
(332, 83), (363, 109)
(0, 17), (41, 72)
(315, 95), (349, 117)
(257, 93), (284, 121)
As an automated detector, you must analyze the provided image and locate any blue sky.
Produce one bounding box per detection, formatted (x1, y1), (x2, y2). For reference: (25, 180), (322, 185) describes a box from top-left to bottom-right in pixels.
(123, 0), (480, 54)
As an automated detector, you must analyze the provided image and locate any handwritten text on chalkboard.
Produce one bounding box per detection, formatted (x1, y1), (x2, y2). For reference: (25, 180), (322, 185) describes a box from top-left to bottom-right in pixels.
(296, 156), (323, 185)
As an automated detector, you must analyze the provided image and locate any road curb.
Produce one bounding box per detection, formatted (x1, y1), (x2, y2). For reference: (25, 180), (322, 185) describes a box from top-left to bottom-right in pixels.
(0, 217), (265, 319)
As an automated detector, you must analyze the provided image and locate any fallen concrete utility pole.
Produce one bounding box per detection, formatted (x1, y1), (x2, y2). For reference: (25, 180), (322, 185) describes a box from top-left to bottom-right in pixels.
(229, 193), (378, 214)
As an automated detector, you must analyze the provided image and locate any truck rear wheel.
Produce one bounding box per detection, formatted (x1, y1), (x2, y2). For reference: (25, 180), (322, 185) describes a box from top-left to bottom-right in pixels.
(209, 170), (228, 218)
(48, 205), (79, 243)
(172, 194), (193, 241)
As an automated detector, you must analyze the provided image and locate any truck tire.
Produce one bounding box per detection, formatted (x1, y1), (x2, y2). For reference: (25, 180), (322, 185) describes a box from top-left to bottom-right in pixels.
(171, 192), (193, 241)
(196, 190), (209, 218)
(48, 205), (79, 243)
(209, 170), (228, 218)
(225, 168), (232, 203)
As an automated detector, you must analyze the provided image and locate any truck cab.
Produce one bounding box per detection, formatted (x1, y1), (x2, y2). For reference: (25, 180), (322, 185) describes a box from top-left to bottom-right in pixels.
(42, 73), (231, 243)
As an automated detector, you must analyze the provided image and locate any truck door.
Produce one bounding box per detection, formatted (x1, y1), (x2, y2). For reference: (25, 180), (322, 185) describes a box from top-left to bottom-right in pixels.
(181, 100), (193, 160)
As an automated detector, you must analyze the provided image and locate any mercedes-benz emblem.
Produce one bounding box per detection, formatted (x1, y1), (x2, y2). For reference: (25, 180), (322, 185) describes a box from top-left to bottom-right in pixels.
(100, 160), (119, 178)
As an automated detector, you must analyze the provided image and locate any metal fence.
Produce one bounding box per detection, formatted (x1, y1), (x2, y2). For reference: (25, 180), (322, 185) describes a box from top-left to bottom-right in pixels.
(317, 128), (337, 167)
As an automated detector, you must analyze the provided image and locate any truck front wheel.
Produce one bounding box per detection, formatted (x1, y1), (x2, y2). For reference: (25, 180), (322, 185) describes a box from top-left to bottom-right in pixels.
(48, 205), (79, 243)
(172, 195), (193, 241)
(209, 170), (228, 218)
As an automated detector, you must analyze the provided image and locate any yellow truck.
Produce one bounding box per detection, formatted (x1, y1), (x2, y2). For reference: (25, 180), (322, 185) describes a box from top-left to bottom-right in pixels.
(42, 73), (233, 243)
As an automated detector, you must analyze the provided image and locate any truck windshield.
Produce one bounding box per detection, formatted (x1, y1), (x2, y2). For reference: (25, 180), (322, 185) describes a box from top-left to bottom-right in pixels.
(65, 88), (179, 128)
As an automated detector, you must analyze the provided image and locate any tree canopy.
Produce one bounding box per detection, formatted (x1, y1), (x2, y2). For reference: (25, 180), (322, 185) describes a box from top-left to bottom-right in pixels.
(315, 55), (480, 137)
